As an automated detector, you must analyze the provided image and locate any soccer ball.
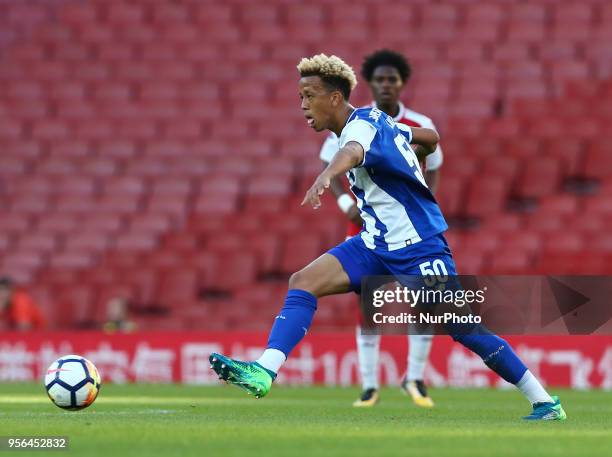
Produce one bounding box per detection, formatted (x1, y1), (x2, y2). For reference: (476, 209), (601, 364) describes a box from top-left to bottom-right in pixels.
(44, 355), (101, 410)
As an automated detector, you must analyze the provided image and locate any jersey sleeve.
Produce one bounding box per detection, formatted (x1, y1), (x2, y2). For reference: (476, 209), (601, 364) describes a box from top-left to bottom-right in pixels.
(339, 119), (377, 167)
(396, 123), (413, 143)
(425, 146), (443, 171)
(319, 133), (340, 163)
(419, 117), (443, 171)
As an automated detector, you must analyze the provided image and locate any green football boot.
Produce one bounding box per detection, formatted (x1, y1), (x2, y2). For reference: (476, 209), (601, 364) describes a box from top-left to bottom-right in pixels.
(523, 395), (567, 421)
(209, 353), (275, 399)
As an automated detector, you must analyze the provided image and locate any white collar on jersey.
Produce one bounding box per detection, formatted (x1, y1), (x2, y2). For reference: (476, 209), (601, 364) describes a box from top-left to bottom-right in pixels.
(370, 101), (406, 122)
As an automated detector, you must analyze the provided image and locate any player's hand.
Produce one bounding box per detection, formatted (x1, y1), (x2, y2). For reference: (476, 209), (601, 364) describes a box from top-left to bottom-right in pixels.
(301, 173), (331, 209)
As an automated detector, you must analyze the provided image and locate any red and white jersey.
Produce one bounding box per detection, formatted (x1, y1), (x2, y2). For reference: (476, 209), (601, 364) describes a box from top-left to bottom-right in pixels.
(319, 102), (443, 238)
(319, 101), (443, 171)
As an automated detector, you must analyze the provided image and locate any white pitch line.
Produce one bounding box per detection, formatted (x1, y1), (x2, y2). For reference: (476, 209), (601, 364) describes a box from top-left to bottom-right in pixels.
(0, 395), (248, 405)
(0, 409), (179, 417)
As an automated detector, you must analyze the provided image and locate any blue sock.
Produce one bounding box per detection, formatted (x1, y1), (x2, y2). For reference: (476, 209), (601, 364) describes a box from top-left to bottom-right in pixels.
(267, 289), (317, 357)
(451, 325), (527, 385)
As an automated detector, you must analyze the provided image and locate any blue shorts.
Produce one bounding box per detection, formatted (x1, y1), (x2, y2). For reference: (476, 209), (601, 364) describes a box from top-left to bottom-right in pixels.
(328, 233), (457, 293)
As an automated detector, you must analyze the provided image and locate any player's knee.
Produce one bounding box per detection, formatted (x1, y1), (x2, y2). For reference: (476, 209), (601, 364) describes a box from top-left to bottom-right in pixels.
(288, 270), (315, 293)
(288, 270), (305, 289)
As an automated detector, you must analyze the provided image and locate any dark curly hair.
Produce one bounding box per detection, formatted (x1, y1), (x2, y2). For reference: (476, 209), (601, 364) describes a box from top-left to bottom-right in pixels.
(361, 49), (411, 83)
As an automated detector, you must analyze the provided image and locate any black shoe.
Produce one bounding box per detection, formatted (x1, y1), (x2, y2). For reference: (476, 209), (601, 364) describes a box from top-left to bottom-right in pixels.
(401, 378), (434, 408)
(352, 388), (380, 407)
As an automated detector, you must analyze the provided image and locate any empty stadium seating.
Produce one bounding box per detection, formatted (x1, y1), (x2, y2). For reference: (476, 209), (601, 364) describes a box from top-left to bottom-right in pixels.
(0, 0), (611, 330)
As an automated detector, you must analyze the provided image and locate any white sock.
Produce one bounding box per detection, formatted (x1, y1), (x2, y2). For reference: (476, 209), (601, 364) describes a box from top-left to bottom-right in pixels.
(407, 334), (433, 381)
(516, 370), (554, 405)
(356, 326), (380, 390)
(256, 349), (286, 374)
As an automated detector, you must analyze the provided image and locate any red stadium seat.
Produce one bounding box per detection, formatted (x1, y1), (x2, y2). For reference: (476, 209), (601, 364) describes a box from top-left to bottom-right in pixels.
(114, 233), (159, 252)
(570, 216), (605, 234)
(585, 233), (612, 254)
(544, 139), (582, 176)
(583, 195), (612, 215)
(78, 214), (124, 233)
(97, 195), (142, 214)
(36, 158), (76, 175)
(465, 3), (503, 23)
(53, 177), (97, 196)
(584, 141), (612, 179)
(542, 233), (585, 254)
(461, 232), (500, 254)
(435, 176), (465, 217)
(538, 195), (579, 215)
(514, 158), (561, 199)
(505, 233), (542, 253)
(54, 285), (96, 328)
(479, 213), (523, 233)
(487, 249), (532, 274)
(453, 249), (485, 275)
(112, 269), (158, 305)
(280, 234), (323, 274)
(11, 195), (51, 215)
(129, 213), (173, 234)
(80, 158), (119, 176)
(493, 43), (530, 62)
(49, 251), (96, 269)
(535, 253), (586, 275)
(481, 156), (519, 180)
(58, 4), (98, 26)
(555, 3), (593, 23)
(193, 193), (238, 214)
(146, 194), (189, 217)
(102, 176), (145, 196)
(65, 231), (112, 253)
(107, 3), (144, 25)
(204, 254), (257, 292)
(526, 213), (565, 233)
(35, 214), (77, 235)
(157, 269), (201, 307)
(55, 194), (96, 214)
(465, 177), (509, 217)
(17, 233), (58, 252)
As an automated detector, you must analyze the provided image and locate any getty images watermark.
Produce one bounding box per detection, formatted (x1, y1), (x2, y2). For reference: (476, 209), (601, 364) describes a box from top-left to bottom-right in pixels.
(360, 275), (612, 335)
(371, 283), (486, 325)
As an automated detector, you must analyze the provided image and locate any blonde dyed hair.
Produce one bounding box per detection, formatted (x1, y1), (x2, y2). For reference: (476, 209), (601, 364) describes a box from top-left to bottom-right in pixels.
(297, 54), (357, 94)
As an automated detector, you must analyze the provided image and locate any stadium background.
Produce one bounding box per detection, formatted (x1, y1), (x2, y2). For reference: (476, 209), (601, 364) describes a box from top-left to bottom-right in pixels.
(0, 0), (611, 387)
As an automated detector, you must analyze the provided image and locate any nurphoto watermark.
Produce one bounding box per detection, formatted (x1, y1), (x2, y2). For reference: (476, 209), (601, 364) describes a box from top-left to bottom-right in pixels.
(360, 275), (612, 335)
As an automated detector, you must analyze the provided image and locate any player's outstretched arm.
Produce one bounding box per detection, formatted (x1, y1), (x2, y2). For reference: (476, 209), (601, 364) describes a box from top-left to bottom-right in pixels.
(302, 142), (364, 209)
(411, 127), (440, 161)
(320, 161), (362, 225)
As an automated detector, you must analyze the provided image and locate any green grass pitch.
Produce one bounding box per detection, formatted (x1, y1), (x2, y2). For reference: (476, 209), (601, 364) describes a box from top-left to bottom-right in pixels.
(1, 383), (611, 457)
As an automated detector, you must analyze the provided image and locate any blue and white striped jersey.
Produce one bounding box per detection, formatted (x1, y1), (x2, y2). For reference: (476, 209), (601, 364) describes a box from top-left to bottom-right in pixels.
(339, 107), (447, 251)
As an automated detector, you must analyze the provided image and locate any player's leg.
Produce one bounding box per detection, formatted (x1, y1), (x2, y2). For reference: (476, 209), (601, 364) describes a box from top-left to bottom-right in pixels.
(353, 325), (381, 407)
(210, 253), (351, 397)
(449, 326), (567, 419)
(259, 236), (387, 374)
(210, 236), (386, 398)
(255, 253), (352, 373)
(397, 234), (565, 420)
(401, 334), (434, 407)
(449, 328), (565, 419)
(380, 256), (438, 407)
(337, 237), (388, 407)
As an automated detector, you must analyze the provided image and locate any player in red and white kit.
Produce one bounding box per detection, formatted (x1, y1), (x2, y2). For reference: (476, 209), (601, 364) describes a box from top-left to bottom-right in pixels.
(319, 50), (443, 408)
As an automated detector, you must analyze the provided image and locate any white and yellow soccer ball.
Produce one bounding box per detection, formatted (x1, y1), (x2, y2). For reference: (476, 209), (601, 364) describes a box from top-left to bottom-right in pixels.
(44, 355), (101, 410)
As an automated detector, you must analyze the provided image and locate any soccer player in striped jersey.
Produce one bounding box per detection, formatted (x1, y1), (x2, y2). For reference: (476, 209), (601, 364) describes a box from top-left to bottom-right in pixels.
(210, 54), (566, 420)
(319, 50), (441, 408)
